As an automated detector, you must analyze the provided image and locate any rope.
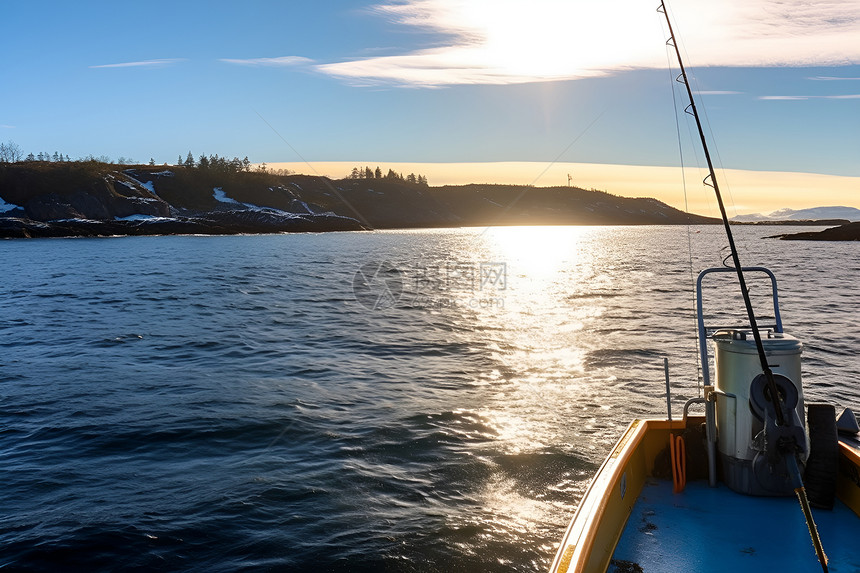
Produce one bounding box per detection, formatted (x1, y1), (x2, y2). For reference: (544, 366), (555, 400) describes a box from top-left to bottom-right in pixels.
(669, 433), (686, 493)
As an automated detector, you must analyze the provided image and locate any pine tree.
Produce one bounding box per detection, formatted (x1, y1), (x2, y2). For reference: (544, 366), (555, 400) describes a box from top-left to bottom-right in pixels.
(375, 166), (382, 179)
(185, 151), (195, 168)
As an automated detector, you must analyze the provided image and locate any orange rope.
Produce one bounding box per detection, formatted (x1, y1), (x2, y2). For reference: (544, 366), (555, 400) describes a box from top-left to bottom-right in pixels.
(670, 434), (686, 493)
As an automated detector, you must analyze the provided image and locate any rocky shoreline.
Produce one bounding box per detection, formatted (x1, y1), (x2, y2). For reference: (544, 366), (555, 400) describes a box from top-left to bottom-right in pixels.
(0, 211), (364, 239)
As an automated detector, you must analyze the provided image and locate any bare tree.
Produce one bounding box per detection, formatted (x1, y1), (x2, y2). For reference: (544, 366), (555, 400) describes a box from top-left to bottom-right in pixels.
(0, 140), (23, 163)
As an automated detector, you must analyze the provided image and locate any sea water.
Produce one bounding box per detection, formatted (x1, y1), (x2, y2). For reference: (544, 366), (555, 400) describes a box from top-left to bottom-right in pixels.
(1, 226), (858, 571)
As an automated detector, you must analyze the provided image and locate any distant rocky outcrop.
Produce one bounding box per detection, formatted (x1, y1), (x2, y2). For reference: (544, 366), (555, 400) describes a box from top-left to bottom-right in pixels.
(0, 162), (718, 238)
(734, 219), (852, 227)
(774, 222), (860, 241)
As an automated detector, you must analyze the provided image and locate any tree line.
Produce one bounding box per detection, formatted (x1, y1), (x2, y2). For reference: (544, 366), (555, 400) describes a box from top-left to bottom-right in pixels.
(0, 141), (281, 175)
(177, 151), (252, 174)
(347, 166), (428, 186)
(176, 151), (292, 176)
(2, 141), (426, 186)
(0, 140), (140, 165)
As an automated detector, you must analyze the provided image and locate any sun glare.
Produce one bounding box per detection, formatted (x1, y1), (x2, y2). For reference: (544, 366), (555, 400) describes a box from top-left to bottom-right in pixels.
(485, 225), (587, 281)
(439, 0), (661, 79)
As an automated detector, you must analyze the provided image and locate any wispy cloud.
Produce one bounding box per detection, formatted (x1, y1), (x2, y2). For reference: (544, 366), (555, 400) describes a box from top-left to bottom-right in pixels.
(0, 124), (14, 129)
(808, 76), (860, 81)
(89, 58), (184, 69)
(760, 94), (860, 100)
(695, 91), (743, 95)
(315, 0), (860, 87)
(219, 56), (314, 67)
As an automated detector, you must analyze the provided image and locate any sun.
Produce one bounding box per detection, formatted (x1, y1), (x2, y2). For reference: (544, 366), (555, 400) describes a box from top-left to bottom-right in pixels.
(446, 0), (658, 80)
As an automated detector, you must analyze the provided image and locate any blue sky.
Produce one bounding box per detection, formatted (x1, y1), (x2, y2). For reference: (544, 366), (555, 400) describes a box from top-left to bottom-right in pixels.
(2, 0), (858, 213)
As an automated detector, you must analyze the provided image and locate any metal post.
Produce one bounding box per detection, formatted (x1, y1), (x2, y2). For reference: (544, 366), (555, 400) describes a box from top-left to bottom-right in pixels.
(664, 357), (672, 422)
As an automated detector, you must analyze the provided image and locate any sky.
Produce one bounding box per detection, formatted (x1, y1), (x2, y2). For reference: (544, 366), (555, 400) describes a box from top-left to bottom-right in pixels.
(1, 0), (858, 215)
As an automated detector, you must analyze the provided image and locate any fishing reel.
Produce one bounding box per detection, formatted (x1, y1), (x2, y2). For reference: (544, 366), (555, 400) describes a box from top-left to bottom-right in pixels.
(749, 373), (809, 494)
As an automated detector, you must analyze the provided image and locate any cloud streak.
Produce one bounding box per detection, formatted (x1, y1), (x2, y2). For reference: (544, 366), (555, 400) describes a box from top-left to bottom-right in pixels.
(760, 94), (860, 100)
(315, 0), (860, 87)
(89, 58), (184, 69)
(219, 56), (314, 67)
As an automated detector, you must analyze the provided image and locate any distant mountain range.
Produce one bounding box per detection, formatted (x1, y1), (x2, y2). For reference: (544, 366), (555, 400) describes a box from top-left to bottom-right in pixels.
(732, 206), (860, 223)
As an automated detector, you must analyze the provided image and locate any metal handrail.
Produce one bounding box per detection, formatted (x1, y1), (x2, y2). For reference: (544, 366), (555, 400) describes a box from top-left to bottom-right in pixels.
(696, 267), (783, 386)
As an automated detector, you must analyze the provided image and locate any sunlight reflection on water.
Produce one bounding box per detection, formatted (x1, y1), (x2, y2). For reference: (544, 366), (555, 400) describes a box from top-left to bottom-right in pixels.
(2, 225), (858, 572)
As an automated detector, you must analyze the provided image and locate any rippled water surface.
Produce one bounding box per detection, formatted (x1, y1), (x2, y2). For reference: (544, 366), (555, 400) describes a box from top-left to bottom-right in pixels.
(1, 226), (858, 571)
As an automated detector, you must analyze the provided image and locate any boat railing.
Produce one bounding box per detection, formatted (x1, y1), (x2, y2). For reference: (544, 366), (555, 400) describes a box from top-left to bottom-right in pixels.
(696, 266), (783, 387)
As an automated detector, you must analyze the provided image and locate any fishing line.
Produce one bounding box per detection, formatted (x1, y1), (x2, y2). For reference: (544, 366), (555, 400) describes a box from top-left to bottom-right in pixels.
(661, 14), (703, 396)
(676, 64), (754, 262)
(527, 108), (608, 188)
(664, 1), (749, 270)
(660, 3), (829, 567)
(254, 110), (374, 229)
(475, 106), (608, 239)
(663, 2), (721, 240)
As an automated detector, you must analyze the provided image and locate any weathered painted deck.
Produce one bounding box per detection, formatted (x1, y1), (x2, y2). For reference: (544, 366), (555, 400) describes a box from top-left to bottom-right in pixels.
(612, 479), (860, 572)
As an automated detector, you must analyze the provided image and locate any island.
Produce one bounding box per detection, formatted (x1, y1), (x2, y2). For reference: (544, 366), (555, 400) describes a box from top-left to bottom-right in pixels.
(774, 222), (860, 241)
(1, 160), (720, 238)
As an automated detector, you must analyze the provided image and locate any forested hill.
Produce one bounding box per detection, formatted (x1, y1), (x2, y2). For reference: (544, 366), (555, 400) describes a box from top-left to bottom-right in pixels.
(0, 162), (717, 238)
(425, 184), (716, 226)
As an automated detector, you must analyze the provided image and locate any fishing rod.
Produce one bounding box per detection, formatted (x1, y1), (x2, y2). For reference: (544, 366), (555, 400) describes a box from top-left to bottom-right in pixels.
(657, 2), (829, 570)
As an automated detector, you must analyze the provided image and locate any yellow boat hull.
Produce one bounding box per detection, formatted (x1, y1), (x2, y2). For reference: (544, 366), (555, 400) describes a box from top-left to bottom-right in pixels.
(550, 417), (860, 573)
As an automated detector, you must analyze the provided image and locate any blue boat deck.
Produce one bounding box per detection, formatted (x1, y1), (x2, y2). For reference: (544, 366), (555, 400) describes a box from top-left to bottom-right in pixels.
(612, 479), (860, 572)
